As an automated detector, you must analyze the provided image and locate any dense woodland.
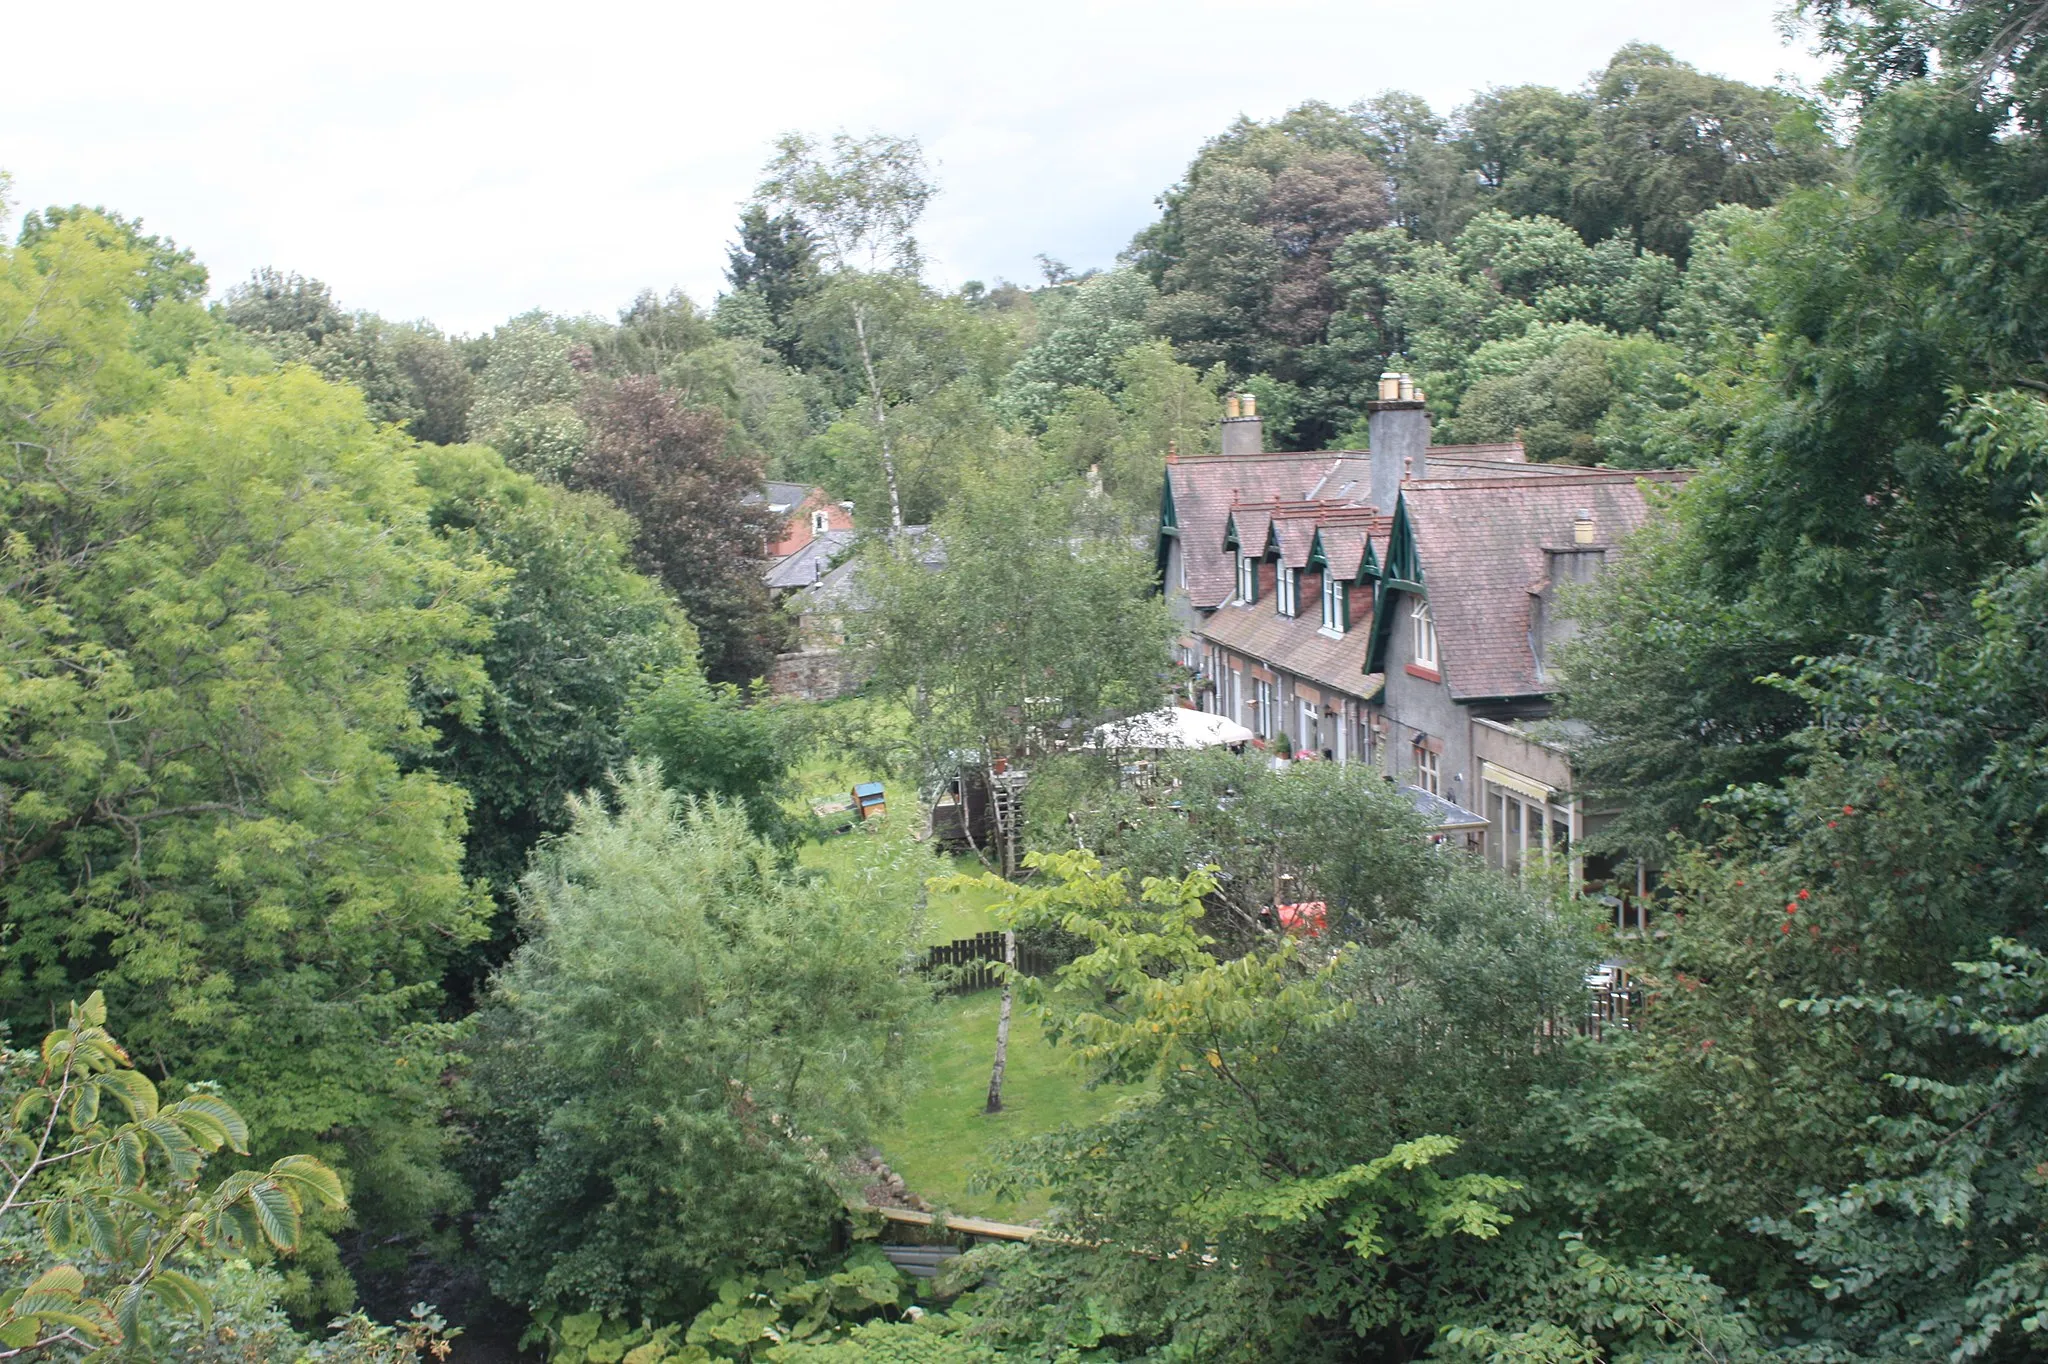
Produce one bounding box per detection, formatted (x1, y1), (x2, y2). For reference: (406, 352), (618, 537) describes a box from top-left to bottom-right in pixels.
(3, 0), (2048, 1358)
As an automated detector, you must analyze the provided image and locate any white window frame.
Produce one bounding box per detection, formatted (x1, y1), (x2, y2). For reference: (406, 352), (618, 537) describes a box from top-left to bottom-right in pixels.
(1411, 598), (1438, 671)
(1254, 677), (1276, 739)
(1278, 568), (1300, 617)
(1237, 554), (1257, 604)
(1321, 572), (1345, 633)
(1414, 744), (1441, 796)
(1299, 700), (1321, 755)
(811, 508), (831, 535)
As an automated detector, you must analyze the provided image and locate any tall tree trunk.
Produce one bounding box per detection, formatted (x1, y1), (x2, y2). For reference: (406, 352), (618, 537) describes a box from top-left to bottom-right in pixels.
(985, 927), (1015, 1114)
(851, 302), (904, 536)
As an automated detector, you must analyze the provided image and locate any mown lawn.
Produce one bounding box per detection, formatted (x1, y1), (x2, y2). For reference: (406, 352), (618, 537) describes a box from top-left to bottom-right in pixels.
(879, 990), (1133, 1223)
(785, 700), (1132, 1220)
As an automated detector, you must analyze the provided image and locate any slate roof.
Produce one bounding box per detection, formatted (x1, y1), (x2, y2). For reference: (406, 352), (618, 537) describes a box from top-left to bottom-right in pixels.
(1167, 442), (1573, 609)
(764, 481), (812, 512)
(764, 529), (855, 590)
(1167, 455), (1325, 609)
(1398, 470), (1690, 700)
(1200, 603), (1384, 703)
(786, 528), (939, 615)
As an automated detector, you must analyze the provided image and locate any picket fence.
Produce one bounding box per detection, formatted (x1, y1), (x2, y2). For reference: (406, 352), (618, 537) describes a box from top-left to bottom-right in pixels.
(919, 932), (1054, 995)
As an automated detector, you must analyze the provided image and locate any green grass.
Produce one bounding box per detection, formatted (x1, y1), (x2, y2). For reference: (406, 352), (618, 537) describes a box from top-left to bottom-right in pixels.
(784, 702), (1130, 1220)
(879, 992), (1133, 1223)
(787, 713), (1003, 942)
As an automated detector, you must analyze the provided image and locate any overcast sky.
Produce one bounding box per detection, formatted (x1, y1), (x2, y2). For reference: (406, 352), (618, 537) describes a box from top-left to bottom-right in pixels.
(6, 0), (1826, 335)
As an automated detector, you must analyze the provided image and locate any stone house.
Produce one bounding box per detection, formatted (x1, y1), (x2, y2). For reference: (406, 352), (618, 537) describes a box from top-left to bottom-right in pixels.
(1158, 381), (1687, 883)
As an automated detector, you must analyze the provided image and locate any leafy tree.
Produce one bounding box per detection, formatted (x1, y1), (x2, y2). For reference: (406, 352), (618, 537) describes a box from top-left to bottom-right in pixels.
(1071, 747), (1445, 936)
(1132, 113), (1392, 445)
(725, 205), (822, 366)
(1558, 3), (2048, 845)
(998, 270), (1156, 429)
(755, 132), (938, 532)
(1458, 83), (1592, 223)
(411, 442), (698, 969)
(0, 992), (456, 1361)
(16, 205), (207, 311)
(1, 215), (499, 1306)
(1352, 90), (1480, 242)
(626, 667), (790, 838)
(468, 315), (589, 480)
(465, 766), (929, 1326)
(590, 288), (718, 379)
(1039, 340), (1224, 527)
(1568, 45), (1838, 261)
(570, 373), (781, 682)
(956, 851), (1600, 1363)
(857, 457), (1173, 782)
(785, 277), (1023, 524)
(220, 269), (475, 443)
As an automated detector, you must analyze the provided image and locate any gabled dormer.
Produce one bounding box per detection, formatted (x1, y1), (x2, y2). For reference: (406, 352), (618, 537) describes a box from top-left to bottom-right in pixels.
(1267, 521), (1300, 617)
(1366, 494), (1428, 678)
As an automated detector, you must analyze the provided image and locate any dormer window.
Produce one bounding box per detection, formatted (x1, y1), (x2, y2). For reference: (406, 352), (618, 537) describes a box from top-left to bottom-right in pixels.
(1237, 554), (1258, 604)
(1411, 599), (1438, 671)
(1321, 571), (1345, 633)
(1277, 568), (1300, 617)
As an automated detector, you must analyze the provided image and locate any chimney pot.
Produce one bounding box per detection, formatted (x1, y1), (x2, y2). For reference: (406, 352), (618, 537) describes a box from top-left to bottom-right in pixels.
(1240, 391), (1257, 418)
(1366, 383), (1431, 513)
(1225, 394), (1241, 419)
(1573, 510), (1596, 545)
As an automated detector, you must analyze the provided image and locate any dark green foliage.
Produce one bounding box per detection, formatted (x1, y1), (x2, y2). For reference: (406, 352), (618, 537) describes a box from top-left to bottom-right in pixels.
(626, 669), (790, 839)
(959, 853), (1600, 1363)
(464, 769), (929, 1325)
(1567, 44), (1838, 262)
(570, 374), (783, 683)
(410, 442), (698, 998)
(220, 268), (476, 444)
(1073, 747), (1443, 933)
(726, 205), (822, 366)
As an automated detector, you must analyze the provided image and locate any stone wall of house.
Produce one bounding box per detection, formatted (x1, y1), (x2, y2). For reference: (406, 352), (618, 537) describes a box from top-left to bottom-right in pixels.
(766, 649), (861, 702)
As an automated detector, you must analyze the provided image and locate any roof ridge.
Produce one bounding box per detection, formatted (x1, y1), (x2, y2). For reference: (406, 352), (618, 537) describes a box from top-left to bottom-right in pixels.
(1405, 469), (1692, 491)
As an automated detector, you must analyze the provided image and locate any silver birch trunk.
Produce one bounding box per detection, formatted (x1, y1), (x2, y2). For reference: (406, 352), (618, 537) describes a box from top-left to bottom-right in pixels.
(851, 302), (904, 536)
(985, 927), (1015, 1114)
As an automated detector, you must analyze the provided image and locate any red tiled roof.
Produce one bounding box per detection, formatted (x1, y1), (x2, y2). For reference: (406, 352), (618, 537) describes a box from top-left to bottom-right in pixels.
(1400, 469), (1690, 700)
(1199, 602), (1384, 702)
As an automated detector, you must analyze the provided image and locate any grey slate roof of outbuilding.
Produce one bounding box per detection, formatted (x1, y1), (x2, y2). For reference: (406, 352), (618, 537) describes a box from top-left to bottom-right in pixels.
(764, 529), (856, 590)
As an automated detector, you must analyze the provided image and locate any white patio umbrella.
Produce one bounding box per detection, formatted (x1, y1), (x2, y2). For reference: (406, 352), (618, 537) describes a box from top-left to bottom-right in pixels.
(1084, 707), (1256, 751)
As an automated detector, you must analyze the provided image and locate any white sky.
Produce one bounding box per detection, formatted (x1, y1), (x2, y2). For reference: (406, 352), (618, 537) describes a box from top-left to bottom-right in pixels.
(6, 0), (1826, 336)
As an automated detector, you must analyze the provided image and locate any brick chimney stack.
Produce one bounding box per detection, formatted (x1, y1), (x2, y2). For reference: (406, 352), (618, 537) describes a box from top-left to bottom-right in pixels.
(1368, 372), (1430, 513)
(1220, 391), (1263, 457)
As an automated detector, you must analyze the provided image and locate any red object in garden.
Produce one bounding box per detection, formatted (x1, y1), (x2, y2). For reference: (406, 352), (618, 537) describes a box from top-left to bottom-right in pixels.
(1276, 902), (1327, 937)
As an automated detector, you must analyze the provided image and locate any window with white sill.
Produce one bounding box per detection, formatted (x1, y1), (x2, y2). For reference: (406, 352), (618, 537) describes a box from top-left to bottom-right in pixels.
(1410, 598), (1438, 671)
(1237, 555), (1257, 604)
(1321, 572), (1345, 633)
(1253, 677), (1276, 738)
(811, 509), (830, 534)
(1278, 568), (1300, 617)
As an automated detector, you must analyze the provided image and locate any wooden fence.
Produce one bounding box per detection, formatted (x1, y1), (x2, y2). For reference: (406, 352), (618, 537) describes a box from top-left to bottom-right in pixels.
(919, 932), (1054, 995)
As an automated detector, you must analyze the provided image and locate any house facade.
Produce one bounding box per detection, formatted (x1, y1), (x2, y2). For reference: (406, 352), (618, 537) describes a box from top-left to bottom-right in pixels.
(755, 481), (855, 560)
(1158, 381), (1687, 883)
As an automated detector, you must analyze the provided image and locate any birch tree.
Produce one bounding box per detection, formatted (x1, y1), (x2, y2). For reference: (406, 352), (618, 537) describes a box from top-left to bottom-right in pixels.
(754, 132), (936, 535)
